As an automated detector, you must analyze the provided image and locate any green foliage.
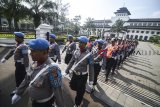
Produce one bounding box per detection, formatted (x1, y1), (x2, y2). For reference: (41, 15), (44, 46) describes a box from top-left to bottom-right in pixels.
(0, 33), (35, 39)
(149, 35), (160, 44)
(111, 19), (126, 37)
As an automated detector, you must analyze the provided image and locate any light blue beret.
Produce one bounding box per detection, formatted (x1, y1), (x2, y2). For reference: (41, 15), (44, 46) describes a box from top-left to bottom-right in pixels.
(50, 34), (56, 39)
(68, 35), (73, 39)
(77, 36), (89, 43)
(96, 39), (105, 45)
(29, 38), (49, 50)
(14, 32), (25, 38)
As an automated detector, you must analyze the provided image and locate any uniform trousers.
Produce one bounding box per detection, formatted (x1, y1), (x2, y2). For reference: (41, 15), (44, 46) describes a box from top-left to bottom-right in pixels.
(65, 54), (72, 64)
(15, 62), (26, 87)
(105, 58), (115, 80)
(93, 63), (101, 85)
(69, 72), (88, 106)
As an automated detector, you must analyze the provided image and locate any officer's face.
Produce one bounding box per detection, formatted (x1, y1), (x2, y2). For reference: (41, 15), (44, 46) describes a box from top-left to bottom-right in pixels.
(15, 36), (23, 43)
(79, 42), (86, 49)
(49, 38), (55, 43)
(30, 49), (48, 61)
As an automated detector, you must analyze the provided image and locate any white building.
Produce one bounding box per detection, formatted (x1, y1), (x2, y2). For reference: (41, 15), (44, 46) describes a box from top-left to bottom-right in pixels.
(82, 7), (160, 41)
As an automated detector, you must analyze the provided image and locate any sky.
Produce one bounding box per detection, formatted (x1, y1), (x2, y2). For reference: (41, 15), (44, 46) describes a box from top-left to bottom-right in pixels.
(60, 0), (160, 25)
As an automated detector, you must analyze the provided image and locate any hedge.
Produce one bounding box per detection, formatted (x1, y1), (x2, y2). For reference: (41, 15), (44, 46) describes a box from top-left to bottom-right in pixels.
(0, 33), (35, 39)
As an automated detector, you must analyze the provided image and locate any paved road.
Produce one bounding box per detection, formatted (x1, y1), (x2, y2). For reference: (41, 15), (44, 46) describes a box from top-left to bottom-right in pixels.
(0, 47), (107, 107)
(95, 42), (160, 107)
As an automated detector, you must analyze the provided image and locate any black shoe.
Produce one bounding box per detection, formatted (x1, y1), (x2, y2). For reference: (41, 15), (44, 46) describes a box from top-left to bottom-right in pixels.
(105, 78), (108, 82)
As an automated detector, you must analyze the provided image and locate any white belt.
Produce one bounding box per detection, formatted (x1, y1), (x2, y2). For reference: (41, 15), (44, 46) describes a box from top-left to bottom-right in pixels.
(36, 93), (54, 103)
(15, 60), (23, 63)
(73, 70), (88, 75)
(66, 52), (73, 54)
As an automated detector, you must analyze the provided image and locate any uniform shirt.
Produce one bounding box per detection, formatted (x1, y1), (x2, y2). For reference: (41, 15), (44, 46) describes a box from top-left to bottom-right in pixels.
(92, 46), (106, 63)
(5, 42), (29, 67)
(62, 42), (76, 54)
(65, 48), (94, 81)
(16, 58), (64, 104)
(49, 42), (61, 62)
(106, 44), (117, 58)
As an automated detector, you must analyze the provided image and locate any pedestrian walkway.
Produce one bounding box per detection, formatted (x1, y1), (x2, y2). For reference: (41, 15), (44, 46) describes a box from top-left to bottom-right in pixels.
(93, 42), (160, 107)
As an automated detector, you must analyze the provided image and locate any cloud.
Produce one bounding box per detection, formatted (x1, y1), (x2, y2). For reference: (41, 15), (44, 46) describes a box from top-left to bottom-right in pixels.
(151, 11), (160, 18)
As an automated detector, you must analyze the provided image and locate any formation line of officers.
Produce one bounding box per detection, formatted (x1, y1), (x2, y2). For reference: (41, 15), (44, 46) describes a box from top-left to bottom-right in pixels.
(0, 32), (138, 107)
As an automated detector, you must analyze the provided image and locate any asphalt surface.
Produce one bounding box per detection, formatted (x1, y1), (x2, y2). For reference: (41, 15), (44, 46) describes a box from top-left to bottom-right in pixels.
(0, 47), (108, 107)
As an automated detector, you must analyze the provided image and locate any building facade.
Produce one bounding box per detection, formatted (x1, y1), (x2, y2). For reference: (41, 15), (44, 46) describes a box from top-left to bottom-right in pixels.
(82, 7), (160, 41)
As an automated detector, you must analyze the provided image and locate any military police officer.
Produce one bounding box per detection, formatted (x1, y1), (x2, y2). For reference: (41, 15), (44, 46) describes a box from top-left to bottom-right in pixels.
(49, 34), (61, 64)
(11, 38), (65, 107)
(92, 39), (106, 88)
(62, 35), (76, 64)
(0, 32), (29, 95)
(65, 36), (94, 107)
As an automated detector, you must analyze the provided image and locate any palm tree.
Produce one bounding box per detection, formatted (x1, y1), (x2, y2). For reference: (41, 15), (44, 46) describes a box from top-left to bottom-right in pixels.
(110, 19), (126, 38)
(23, 0), (58, 28)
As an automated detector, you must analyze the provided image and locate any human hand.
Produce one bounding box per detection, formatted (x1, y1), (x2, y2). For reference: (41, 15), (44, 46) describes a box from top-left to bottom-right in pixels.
(1, 58), (6, 63)
(11, 94), (21, 104)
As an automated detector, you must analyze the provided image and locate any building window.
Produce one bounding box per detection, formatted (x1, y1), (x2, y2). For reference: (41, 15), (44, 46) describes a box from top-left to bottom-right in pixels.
(136, 31), (139, 33)
(151, 31), (155, 34)
(139, 23), (142, 26)
(146, 31), (149, 34)
(132, 30), (135, 33)
(128, 30), (130, 33)
(153, 22), (157, 26)
(157, 32), (160, 34)
(141, 31), (144, 33)
(148, 22), (152, 26)
(130, 23), (133, 26)
(143, 22), (147, 26)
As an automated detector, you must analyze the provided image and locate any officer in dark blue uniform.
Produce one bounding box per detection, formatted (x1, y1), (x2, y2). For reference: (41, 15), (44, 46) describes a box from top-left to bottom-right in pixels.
(11, 38), (65, 107)
(49, 34), (61, 64)
(1, 32), (29, 95)
(65, 36), (94, 107)
(62, 35), (76, 64)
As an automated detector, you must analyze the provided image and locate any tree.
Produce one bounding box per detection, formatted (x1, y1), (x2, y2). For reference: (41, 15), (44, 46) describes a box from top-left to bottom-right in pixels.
(73, 15), (81, 35)
(84, 17), (95, 36)
(23, 0), (58, 28)
(0, 0), (30, 30)
(111, 19), (126, 37)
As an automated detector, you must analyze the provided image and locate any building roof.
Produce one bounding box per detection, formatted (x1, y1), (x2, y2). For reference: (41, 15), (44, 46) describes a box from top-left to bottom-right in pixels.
(128, 18), (160, 22)
(95, 25), (111, 28)
(114, 7), (131, 15)
(127, 26), (160, 30)
(93, 20), (112, 23)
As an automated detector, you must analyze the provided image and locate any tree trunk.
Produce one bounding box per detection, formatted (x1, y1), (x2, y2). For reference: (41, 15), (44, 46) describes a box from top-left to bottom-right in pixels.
(34, 15), (41, 28)
(7, 18), (12, 31)
(0, 16), (2, 27)
(14, 18), (19, 31)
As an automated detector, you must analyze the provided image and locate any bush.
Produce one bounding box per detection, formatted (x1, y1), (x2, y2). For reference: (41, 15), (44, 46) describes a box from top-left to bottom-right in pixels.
(149, 35), (160, 44)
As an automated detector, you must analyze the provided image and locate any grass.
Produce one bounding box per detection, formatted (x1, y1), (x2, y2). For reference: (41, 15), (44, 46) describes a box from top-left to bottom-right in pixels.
(155, 44), (160, 48)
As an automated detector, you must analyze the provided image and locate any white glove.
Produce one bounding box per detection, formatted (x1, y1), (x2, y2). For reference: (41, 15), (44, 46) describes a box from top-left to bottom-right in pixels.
(89, 81), (93, 85)
(11, 94), (21, 104)
(1, 58), (6, 63)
